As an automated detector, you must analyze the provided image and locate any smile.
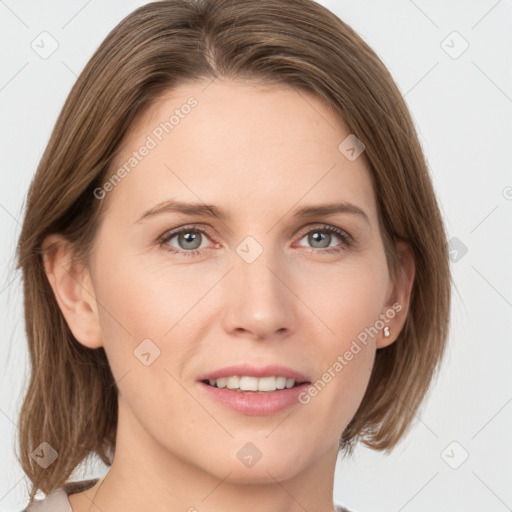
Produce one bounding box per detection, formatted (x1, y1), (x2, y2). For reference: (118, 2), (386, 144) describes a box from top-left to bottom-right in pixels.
(204, 376), (304, 392)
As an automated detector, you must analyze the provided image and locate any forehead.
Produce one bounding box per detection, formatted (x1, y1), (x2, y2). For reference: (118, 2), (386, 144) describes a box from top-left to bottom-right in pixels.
(105, 79), (378, 226)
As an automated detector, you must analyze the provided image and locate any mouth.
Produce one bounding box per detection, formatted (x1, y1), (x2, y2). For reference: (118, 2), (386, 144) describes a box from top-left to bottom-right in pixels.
(196, 365), (312, 415)
(201, 375), (309, 392)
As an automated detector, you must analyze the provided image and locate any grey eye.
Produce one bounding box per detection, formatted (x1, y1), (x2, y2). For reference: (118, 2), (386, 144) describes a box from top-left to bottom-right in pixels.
(168, 230), (205, 250)
(306, 231), (333, 248)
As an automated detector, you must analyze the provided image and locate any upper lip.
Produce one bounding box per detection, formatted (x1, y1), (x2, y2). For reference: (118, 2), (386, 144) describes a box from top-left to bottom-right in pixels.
(197, 364), (311, 383)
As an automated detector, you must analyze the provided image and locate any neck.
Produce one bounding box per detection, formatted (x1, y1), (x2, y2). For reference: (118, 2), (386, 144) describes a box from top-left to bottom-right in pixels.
(84, 397), (339, 512)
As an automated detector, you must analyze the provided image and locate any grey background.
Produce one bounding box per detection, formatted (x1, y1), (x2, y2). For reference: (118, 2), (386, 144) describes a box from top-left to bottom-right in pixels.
(1, 1), (511, 511)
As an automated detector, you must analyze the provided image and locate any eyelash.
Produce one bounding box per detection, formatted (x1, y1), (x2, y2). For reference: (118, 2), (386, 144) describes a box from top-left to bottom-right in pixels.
(157, 223), (354, 258)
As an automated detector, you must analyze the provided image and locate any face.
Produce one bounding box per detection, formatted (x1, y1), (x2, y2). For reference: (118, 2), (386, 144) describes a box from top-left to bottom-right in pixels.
(63, 79), (406, 483)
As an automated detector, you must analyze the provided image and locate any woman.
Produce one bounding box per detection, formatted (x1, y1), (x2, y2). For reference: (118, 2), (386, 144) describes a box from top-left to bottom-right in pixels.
(16, 1), (451, 511)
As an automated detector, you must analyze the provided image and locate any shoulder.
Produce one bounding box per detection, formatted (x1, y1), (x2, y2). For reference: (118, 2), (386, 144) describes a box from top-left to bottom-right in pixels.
(21, 478), (99, 512)
(335, 505), (357, 512)
(21, 482), (354, 512)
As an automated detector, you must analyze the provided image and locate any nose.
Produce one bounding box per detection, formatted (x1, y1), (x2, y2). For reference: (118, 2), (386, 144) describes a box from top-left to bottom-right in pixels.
(221, 244), (296, 341)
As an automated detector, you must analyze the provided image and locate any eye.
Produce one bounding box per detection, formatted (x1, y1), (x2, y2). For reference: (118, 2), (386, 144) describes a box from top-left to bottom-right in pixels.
(158, 223), (353, 258)
(294, 224), (353, 254)
(158, 225), (218, 257)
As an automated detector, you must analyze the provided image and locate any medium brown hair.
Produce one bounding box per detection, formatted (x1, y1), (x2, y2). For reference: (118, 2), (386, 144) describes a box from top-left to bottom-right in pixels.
(16, 0), (451, 503)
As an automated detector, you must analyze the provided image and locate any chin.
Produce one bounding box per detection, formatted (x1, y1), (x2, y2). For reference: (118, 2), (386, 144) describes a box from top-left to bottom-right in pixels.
(221, 463), (304, 485)
(203, 445), (311, 484)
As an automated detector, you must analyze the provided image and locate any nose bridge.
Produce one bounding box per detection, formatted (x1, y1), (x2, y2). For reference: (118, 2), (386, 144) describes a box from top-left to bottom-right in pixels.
(235, 234), (286, 305)
(223, 234), (294, 338)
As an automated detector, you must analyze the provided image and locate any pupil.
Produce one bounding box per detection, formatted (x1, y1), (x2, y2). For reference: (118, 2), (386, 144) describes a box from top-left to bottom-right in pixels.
(180, 231), (201, 250)
(310, 231), (330, 248)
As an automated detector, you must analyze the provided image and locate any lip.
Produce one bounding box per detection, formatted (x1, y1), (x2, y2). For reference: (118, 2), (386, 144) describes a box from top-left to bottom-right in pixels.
(196, 364), (310, 383)
(197, 381), (311, 416)
(196, 364), (312, 416)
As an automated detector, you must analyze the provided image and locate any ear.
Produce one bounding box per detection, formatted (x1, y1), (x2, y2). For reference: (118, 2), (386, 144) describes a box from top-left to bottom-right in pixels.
(377, 240), (416, 349)
(42, 234), (103, 349)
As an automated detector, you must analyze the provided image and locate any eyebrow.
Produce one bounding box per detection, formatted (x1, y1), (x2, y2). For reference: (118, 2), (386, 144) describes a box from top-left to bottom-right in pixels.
(135, 199), (370, 225)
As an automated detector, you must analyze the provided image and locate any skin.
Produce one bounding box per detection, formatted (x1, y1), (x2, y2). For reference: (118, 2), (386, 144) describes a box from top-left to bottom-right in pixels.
(43, 79), (415, 512)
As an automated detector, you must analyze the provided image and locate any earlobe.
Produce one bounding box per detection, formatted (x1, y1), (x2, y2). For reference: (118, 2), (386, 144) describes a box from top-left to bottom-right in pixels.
(377, 240), (416, 349)
(42, 234), (103, 349)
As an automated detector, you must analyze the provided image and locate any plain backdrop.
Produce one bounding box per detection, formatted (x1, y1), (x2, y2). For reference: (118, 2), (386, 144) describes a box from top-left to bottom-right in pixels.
(1, 1), (511, 511)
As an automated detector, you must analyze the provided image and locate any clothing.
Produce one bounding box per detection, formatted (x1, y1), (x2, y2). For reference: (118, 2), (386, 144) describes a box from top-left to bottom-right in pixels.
(21, 478), (353, 511)
(22, 478), (98, 511)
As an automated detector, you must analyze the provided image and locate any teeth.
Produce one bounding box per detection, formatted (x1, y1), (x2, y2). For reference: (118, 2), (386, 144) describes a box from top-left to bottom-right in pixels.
(207, 376), (299, 391)
(226, 376), (240, 389)
(276, 377), (286, 389)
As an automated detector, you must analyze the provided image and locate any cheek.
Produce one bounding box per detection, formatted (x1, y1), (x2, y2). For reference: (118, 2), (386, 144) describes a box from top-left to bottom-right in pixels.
(91, 259), (201, 428)
(296, 317), (376, 447)
(91, 252), (221, 402)
(297, 250), (388, 341)
(292, 257), (387, 435)
(94, 252), (209, 336)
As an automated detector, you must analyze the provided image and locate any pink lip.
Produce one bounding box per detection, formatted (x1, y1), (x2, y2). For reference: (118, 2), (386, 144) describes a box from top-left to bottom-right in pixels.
(197, 381), (311, 416)
(197, 364), (310, 383)
(196, 364), (312, 416)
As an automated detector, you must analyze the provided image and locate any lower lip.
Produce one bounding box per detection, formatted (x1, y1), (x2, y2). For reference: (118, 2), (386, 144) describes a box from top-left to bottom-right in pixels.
(197, 381), (311, 416)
